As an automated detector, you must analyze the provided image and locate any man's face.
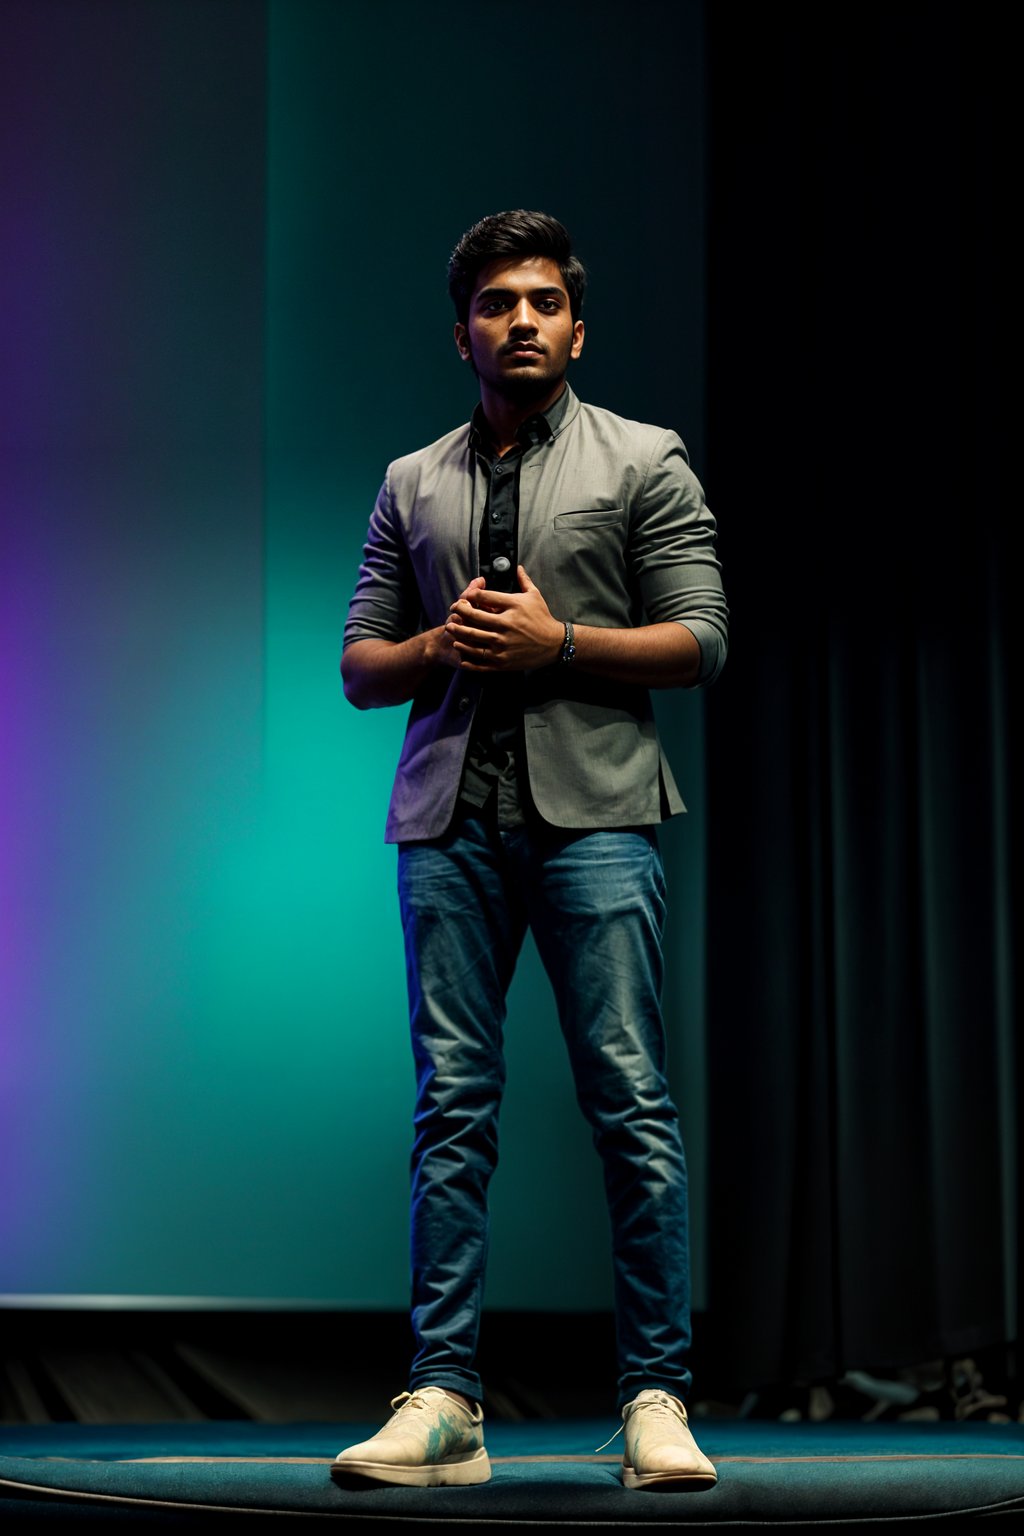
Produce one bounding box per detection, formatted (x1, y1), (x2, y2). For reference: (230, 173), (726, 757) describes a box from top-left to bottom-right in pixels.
(454, 255), (584, 401)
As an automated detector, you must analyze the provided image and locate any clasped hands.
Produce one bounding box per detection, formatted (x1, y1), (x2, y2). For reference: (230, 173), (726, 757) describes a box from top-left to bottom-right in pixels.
(441, 567), (563, 672)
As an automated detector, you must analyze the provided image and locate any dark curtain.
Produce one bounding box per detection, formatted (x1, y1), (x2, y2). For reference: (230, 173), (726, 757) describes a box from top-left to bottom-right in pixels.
(703, 2), (1017, 1394)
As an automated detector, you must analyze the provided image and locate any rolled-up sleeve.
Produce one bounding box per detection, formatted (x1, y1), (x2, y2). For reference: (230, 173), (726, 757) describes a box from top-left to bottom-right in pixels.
(629, 430), (729, 687)
(343, 467), (421, 650)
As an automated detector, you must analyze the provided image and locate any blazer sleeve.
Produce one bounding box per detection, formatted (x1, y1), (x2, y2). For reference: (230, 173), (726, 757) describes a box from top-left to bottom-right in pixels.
(628, 429), (729, 687)
(343, 466), (422, 650)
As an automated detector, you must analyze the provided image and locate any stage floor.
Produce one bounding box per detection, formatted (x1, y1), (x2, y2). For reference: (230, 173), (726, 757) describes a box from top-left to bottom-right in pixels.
(2, 1418), (1023, 1528)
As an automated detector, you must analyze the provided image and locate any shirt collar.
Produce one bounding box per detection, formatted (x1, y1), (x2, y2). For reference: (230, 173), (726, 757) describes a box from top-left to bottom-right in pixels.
(468, 382), (576, 453)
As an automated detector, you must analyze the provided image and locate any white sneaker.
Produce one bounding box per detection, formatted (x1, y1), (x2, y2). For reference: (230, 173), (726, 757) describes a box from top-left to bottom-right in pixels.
(331, 1386), (491, 1487)
(621, 1389), (718, 1490)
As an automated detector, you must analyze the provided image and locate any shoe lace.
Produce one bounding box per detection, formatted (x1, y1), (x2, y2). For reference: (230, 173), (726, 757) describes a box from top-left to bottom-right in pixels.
(593, 1422), (624, 1453)
(388, 1388), (471, 1422)
(595, 1392), (682, 1453)
(387, 1390), (430, 1420)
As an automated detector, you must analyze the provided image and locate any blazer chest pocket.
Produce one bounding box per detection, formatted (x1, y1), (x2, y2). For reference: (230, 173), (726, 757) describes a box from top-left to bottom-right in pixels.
(553, 507), (625, 531)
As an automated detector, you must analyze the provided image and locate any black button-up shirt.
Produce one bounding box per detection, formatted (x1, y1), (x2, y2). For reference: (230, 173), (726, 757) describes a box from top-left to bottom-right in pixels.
(459, 386), (574, 825)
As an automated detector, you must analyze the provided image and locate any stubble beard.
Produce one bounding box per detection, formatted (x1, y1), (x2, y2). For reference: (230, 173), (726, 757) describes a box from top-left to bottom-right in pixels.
(489, 356), (570, 404)
(494, 369), (563, 403)
(471, 340), (572, 404)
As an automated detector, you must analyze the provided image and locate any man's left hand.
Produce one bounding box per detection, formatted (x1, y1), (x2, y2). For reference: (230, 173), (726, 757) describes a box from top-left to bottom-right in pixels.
(446, 567), (563, 671)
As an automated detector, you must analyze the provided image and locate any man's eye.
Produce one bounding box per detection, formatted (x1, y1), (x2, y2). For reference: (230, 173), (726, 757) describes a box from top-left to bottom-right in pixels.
(482, 300), (508, 313)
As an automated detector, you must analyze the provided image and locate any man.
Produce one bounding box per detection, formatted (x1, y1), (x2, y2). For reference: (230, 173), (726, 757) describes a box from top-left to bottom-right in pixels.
(333, 211), (727, 1492)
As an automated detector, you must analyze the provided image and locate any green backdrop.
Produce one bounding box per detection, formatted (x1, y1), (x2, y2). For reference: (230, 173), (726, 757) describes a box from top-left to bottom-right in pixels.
(1, 0), (709, 1311)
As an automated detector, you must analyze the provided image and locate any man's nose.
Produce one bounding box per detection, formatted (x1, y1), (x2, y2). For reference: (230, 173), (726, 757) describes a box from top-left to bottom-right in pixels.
(508, 299), (538, 332)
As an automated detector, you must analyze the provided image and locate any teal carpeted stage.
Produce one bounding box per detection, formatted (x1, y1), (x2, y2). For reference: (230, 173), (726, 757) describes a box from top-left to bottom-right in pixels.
(2, 1419), (1023, 1527)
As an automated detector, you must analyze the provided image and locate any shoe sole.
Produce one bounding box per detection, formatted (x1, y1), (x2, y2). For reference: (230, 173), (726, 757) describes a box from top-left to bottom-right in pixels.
(622, 1463), (718, 1491)
(331, 1447), (492, 1487)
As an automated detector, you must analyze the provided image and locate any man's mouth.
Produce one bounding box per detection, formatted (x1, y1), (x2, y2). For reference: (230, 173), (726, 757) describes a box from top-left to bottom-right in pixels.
(504, 343), (544, 357)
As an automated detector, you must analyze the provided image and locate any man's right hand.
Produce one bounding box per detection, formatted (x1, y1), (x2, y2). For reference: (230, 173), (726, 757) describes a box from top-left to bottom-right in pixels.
(434, 576), (488, 670)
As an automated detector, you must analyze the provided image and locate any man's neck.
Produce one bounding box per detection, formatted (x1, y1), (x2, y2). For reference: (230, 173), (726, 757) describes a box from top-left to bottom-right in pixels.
(478, 379), (567, 456)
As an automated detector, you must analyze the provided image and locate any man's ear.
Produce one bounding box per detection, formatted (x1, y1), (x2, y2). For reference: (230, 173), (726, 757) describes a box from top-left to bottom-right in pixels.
(454, 322), (471, 362)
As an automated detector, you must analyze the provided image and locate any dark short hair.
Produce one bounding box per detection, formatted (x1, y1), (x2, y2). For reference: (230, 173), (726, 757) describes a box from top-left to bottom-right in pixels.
(448, 210), (587, 324)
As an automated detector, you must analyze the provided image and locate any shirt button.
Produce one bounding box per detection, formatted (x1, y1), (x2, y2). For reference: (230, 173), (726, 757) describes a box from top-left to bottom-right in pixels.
(491, 511), (500, 522)
(492, 556), (511, 574)
(458, 695), (471, 712)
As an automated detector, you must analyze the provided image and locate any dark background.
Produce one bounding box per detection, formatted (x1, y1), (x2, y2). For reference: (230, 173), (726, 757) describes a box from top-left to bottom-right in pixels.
(704, 0), (1015, 1402)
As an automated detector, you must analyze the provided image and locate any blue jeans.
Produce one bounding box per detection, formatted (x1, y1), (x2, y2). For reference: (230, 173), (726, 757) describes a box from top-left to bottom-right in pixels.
(398, 807), (692, 1411)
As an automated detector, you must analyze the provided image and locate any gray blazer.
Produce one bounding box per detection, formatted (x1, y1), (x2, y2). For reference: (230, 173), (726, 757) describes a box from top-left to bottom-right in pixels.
(344, 387), (728, 843)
